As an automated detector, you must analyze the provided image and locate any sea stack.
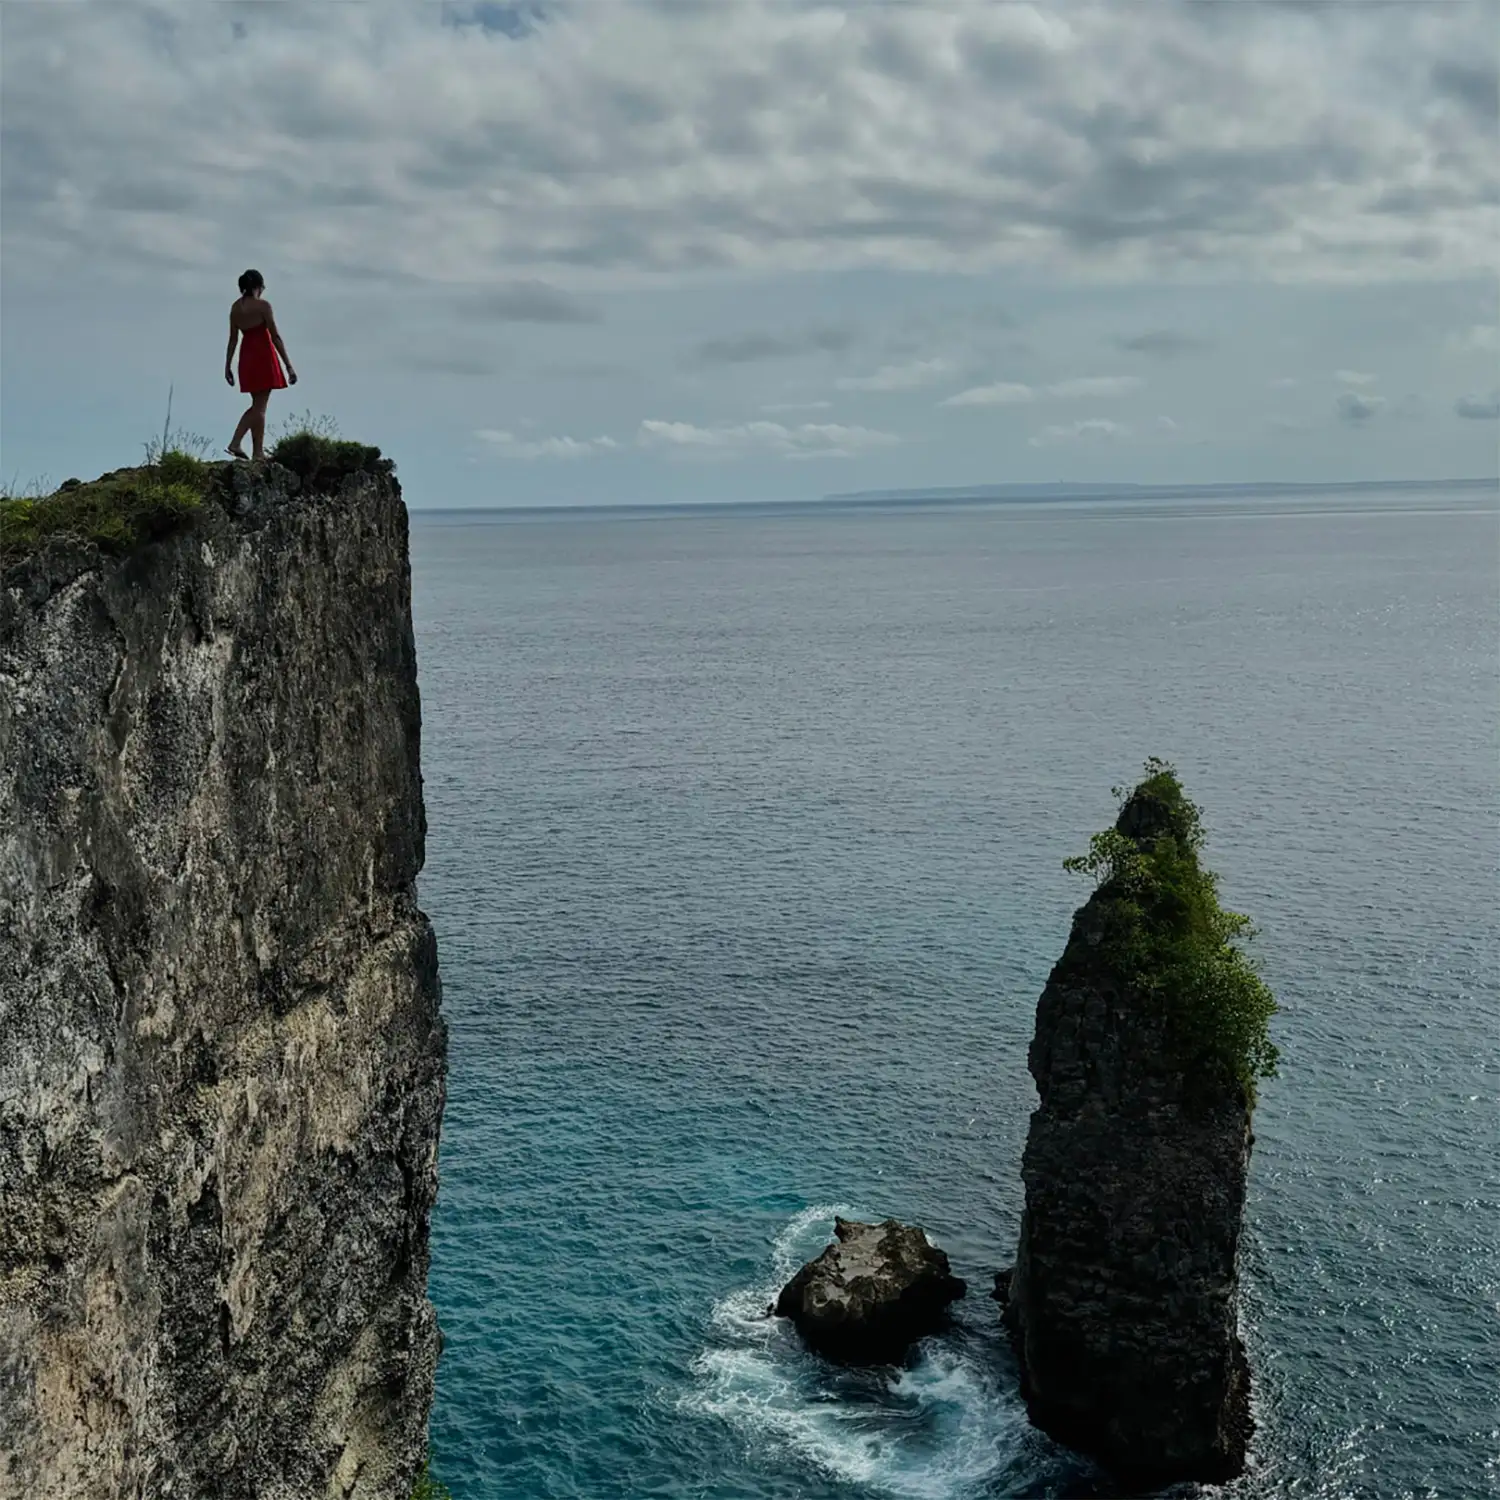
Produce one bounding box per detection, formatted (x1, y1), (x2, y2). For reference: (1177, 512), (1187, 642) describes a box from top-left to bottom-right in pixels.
(1003, 761), (1277, 1486)
(775, 1217), (966, 1363)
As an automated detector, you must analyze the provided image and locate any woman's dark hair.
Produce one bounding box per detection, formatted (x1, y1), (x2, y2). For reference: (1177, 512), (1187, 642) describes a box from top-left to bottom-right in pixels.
(237, 268), (264, 297)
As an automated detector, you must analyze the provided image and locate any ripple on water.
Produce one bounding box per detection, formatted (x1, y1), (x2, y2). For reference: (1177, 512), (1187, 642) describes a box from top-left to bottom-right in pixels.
(415, 491), (1500, 1500)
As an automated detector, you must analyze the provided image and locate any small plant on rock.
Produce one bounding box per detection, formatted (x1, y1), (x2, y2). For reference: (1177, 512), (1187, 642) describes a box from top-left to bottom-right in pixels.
(267, 409), (387, 484)
(410, 1461), (453, 1500)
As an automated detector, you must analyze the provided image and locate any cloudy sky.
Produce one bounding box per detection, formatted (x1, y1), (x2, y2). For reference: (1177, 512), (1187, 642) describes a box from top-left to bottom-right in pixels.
(2, 0), (1496, 508)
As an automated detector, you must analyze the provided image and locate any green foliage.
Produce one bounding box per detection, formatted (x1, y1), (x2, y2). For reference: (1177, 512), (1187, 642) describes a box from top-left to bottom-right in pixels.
(143, 423), (216, 490)
(143, 421), (216, 469)
(1065, 758), (1279, 1099)
(1, 406), (224, 564)
(0, 408), (391, 564)
(410, 1462), (453, 1500)
(1, 437), (215, 565)
(267, 410), (386, 485)
(1062, 826), (1145, 888)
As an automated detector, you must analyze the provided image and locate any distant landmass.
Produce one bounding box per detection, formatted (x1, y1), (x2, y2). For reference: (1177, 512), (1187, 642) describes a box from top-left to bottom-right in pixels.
(821, 477), (1498, 506)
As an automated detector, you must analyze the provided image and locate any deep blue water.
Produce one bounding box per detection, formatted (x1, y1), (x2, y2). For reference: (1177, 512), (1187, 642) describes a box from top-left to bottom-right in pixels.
(409, 488), (1499, 1499)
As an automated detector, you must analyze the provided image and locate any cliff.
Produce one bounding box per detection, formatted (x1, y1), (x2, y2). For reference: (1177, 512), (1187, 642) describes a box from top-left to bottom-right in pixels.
(1003, 764), (1275, 1486)
(0, 459), (447, 1499)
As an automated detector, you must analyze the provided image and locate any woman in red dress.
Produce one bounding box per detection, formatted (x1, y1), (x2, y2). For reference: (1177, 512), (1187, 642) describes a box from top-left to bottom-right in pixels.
(225, 268), (297, 460)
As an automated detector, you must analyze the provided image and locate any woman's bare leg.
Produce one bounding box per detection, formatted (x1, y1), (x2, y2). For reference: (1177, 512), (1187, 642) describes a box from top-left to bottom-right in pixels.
(249, 391), (271, 459)
(228, 401), (254, 457)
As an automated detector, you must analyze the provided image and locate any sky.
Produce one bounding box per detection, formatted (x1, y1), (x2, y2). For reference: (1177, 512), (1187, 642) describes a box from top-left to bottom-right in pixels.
(2, 0), (1497, 509)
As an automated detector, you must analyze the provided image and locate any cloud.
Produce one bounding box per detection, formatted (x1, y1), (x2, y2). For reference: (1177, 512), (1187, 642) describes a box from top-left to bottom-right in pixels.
(1336, 369), (1377, 386)
(1447, 323), (1500, 354)
(941, 382), (1036, 408)
(3, 2), (1496, 284)
(691, 325), (856, 367)
(457, 279), (601, 322)
(410, 349), (502, 376)
(1045, 375), (1142, 399)
(475, 427), (619, 458)
(881, 304), (1016, 359)
(1029, 419), (1130, 446)
(941, 374), (1140, 407)
(636, 418), (898, 460)
(1336, 392), (1386, 424)
(535, 359), (628, 378)
(1269, 376), (1300, 389)
(1454, 390), (1500, 420)
(441, 4), (547, 41)
(1156, 415), (1179, 431)
(760, 399), (833, 413)
(1115, 329), (1210, 358)
(1430, 58), (1499, 120)
(836, 358), (951, 392)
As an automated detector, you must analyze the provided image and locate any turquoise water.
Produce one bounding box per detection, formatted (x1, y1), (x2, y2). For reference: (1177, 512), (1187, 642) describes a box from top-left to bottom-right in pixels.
(410, 488), (1499, 1499)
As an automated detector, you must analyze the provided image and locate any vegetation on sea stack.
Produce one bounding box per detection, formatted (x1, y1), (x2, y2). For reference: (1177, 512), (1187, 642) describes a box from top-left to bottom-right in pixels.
(1064, 758), (1279, 1098)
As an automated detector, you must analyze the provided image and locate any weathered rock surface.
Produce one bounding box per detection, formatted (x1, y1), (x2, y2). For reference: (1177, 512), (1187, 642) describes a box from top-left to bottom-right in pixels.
(0, 461), (447, 1500)
(775, 1217), (965, 1363)
(1005, 786), (1253, 1486)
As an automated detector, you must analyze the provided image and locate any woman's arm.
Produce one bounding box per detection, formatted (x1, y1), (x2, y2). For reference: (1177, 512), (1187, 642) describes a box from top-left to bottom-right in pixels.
(263, 304), (297, 381)
(225, 314), (238, 383)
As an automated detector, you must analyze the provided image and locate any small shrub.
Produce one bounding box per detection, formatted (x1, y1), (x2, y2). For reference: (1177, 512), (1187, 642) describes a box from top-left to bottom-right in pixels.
(158, 449), (212, 491)
(411, 1462), (453, 1500)
(1064, 758), (1279, 1099)
(267, 411), (386, 486)
(268, 430), (384, 484)
(143, 424), (216, 468)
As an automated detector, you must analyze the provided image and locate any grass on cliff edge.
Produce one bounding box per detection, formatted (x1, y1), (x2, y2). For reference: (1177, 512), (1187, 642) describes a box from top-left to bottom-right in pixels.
(1063, 757), (1280, 1100)
(264, 407), (385, 485)
(1, 437), (212, 562)
(0, 412), (385, 564)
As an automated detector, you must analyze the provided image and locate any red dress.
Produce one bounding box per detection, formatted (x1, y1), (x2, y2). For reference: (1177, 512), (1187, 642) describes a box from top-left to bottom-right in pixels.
(238, 322), (288, 393)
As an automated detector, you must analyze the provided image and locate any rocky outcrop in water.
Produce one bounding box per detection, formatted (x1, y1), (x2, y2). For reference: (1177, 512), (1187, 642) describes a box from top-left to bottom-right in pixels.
(0, 459), (446, 1499)
(775, 1217), (965, 1363)
(1005, 771), (1264, 1486)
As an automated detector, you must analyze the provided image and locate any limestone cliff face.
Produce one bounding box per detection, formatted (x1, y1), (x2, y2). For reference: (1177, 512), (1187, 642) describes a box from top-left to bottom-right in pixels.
(1004, 789), (1253, 1486)
(0, 462), (447, 1500)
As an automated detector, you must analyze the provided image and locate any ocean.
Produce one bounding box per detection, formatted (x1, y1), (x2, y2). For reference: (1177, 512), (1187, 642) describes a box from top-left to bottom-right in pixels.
(408, 485), (1499, 1499)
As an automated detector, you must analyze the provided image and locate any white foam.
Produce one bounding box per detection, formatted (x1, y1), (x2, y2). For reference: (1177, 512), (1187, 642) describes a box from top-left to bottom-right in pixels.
(681, 1206), (1023, 1499)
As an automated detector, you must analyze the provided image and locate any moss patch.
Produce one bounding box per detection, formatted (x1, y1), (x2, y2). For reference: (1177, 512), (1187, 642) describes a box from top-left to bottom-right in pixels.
(1064, 758), (1280, 1099)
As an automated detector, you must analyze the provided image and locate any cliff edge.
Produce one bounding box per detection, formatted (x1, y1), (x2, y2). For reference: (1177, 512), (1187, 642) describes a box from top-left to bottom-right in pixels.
(0, 459), (447, 1499)
(1004, 762), (1276, 1486)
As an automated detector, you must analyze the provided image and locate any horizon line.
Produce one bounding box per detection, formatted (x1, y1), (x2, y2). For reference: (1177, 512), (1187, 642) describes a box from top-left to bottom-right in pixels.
(407, 475), (1499, 515)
